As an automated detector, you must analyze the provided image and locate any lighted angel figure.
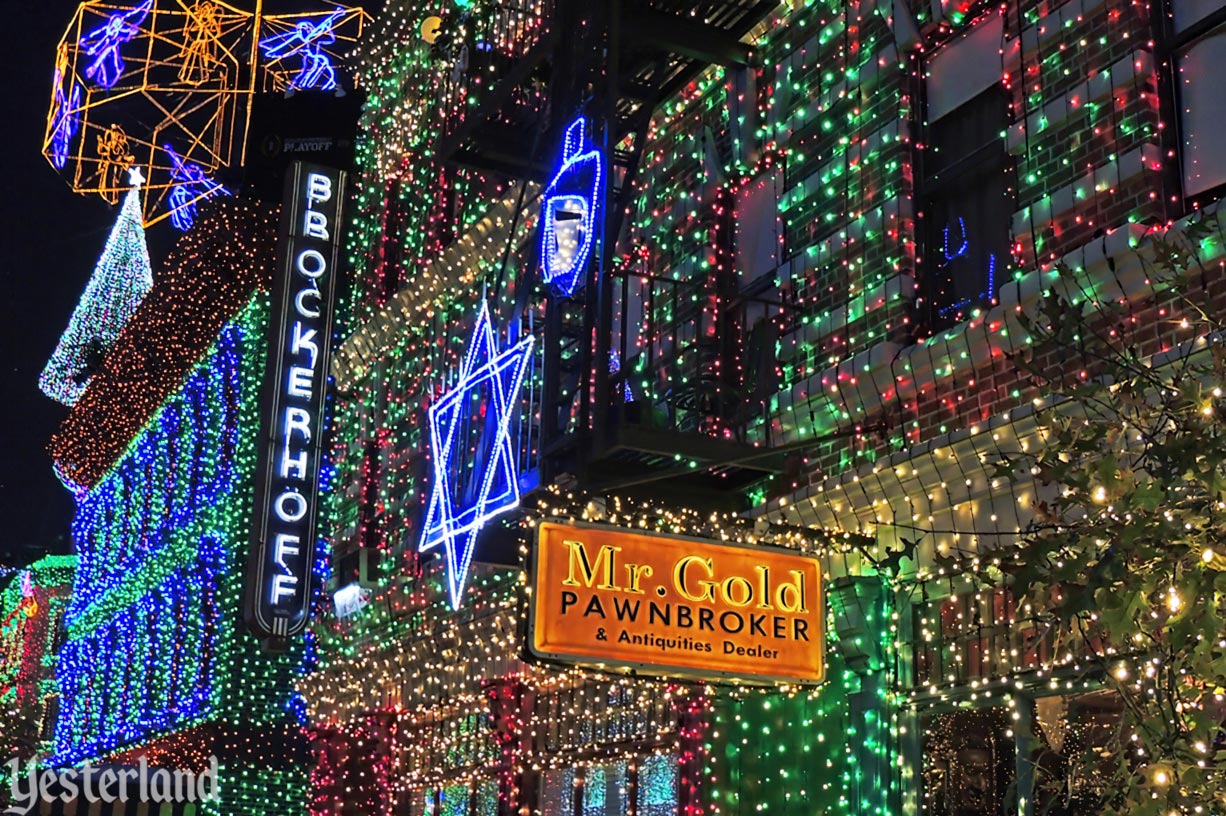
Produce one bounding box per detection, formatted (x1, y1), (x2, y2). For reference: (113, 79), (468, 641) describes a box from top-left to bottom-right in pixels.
(165, 144), (228, 231)
(80, 0), (153, 89)
(50, 43), (82, 168)
(96, 125), (135, 204)
(177, 1), (222, 86)
(258, 8), (345, 91)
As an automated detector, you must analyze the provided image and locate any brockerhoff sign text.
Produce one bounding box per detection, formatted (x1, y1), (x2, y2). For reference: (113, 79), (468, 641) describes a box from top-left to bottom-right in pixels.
(244, 161), (345, 647)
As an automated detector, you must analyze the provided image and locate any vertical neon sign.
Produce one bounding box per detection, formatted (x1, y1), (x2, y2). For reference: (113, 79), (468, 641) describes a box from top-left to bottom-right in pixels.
(244, 161), (345, 648)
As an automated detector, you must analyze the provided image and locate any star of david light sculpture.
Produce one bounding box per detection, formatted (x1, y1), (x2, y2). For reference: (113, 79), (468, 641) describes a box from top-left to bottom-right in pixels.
(420, 303), (535, 609)
(539, 117), (604, 297)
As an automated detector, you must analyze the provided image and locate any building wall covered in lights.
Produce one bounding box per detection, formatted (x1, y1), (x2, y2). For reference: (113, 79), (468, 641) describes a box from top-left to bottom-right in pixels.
(304, 0), (1226, 815)
(47, 198), (313, 815)
(0, 556), (75, 767)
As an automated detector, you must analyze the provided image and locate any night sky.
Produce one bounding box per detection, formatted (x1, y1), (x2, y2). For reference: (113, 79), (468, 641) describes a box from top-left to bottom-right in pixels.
(1, 3), (117, 565)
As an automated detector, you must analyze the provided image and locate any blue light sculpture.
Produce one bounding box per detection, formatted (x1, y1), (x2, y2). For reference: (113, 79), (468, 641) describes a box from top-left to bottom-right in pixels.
(164, 144), (229, 231)
(936, 216), (998, 320)
(79, 0), (152, 89)
(419, 302), (534, 610)
(49, 68), (82, 169)
(539, 117), (604, 297)
(258, 8), (345, 91)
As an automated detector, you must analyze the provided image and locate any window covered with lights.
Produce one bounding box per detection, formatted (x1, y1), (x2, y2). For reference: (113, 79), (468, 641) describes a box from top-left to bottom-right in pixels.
(1172, 0), (1226, 201)
(920, 11), (1014, 328)
(921, 706), (1016, 816)
(538, 755), (677, 816)
(417, 780), (500, 816)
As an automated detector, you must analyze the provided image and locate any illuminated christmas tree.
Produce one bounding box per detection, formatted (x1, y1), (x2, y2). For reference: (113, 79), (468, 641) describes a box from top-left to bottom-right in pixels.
(39, 169), (153, 405)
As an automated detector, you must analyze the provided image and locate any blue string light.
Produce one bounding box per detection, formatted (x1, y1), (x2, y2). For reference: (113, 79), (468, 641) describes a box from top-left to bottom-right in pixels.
(79, 0), (152, 89)
(936, 216), (998, 319)
(49, 62), (81, 169)
(539, 116), (604, 297)
(51, 317), (246, 764)
(419, 302), (534, 610)
(258, 8), (345, 92)
(939, 217), (970, 268)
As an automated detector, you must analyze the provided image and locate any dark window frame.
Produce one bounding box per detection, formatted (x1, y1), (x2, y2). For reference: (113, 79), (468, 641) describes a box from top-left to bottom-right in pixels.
(537, 752), (681, 816)
(1156, 0), (1226, 212)
(915, 16), (1017, 331)
(917, 83), (1015, 330)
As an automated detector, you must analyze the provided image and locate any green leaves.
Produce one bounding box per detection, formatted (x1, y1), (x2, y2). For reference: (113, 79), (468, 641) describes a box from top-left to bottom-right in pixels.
(1003, 221), (1226, 813)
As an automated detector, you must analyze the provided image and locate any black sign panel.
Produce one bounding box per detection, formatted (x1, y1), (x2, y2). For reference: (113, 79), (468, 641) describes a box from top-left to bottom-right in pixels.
(244, 162), (346, 648)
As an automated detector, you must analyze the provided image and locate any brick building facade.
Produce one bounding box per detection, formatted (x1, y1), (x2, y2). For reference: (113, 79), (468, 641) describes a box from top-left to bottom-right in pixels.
(302, 0), (1226, 814)
(0, 556), (74, 765)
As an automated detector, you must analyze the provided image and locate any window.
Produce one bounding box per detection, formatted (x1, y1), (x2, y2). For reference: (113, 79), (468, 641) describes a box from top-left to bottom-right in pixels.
(919, 692), (1126, 816)
(636, 755), (679, 816)
(420, 780), (500, 816)
(375, 176), (409, 306)
(1175, 25), (1226, 199)
(1029, 692), (1127, 815)
(1173, 0), (1226, 34)
(920, 13), (1014, 328)
(539, 756), (678, 816)
(40, 694), (60, 742)
(582, 761), (628, 816)
(921, 707), (1016, 816)
(540, 767), (578, 816)
(735, 168), (783, 282)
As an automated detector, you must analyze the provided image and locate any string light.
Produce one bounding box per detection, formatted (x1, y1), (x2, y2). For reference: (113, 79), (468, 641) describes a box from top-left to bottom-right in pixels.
(0, 556), (75, 776)
(306, 488), (877, 815)
(39, 176), (153, 406)
(50, 197), (276, 491)
(303, 0), (1226, 813)
(48, 197), (316, 813)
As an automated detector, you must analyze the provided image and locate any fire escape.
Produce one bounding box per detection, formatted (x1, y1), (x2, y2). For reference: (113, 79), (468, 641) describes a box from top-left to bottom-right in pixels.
(431, 0), (795, 509)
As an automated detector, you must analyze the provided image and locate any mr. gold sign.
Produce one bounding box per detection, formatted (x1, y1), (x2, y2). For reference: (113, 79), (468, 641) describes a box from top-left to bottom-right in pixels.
(528, 522), (825, 684)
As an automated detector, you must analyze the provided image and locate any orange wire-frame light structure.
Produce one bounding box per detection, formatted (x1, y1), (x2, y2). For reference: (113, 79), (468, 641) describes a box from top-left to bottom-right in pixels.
(43, 1), (366, 228)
